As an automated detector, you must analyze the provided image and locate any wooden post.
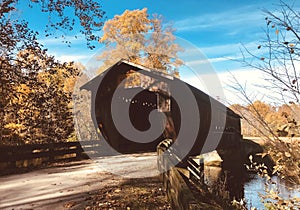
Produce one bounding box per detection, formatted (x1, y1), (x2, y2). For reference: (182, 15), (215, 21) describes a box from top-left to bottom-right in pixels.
(49, 143), (54, 162)
(199, 157), (204, 184)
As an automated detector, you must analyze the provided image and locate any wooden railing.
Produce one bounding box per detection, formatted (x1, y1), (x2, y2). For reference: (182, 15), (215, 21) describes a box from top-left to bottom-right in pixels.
(0, 140), (103, 173)
(187, 157), (204, 183)
(157, 139), (203, 210)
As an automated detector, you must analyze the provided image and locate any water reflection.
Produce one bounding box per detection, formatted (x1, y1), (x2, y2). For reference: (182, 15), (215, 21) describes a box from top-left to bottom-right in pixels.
(204, 165), (300, 209)
(244, 174), (300, 209)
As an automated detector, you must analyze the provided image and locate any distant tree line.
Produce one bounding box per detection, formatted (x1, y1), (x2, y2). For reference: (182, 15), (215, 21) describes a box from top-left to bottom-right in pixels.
(230, 101), (300, 137)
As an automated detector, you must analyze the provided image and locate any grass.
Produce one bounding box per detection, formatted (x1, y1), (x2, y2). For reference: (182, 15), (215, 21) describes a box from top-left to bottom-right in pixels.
(67, 176), (171, 210)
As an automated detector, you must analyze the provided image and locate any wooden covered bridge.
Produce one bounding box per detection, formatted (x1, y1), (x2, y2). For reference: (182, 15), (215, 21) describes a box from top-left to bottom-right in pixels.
(81, 59), (242, 164)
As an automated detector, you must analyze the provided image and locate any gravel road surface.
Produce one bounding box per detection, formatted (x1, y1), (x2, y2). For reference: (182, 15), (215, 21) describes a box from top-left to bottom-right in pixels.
(0, 152), (160, 210)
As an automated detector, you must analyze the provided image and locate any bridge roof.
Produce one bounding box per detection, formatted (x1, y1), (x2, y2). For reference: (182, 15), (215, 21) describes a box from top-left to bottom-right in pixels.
(81, 59), (240, 119)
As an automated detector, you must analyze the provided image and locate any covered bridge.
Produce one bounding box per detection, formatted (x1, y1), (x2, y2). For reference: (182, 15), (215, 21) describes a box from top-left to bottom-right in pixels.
(81, 60), (242, 159)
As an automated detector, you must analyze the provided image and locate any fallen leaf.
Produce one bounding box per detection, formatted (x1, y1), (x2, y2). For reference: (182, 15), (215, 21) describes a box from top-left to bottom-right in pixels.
(114, 189), (122, 193)
(284, 152), (291, 158)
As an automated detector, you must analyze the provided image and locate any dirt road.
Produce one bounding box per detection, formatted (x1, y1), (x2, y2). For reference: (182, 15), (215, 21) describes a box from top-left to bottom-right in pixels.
(0, 152), (161, 210)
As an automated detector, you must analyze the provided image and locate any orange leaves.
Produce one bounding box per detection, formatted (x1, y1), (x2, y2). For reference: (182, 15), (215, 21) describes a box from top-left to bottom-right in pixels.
(100, 8), (151, 44)
(98, 8), (183, 75)
(16, 84), (31, 95)
(11, 84), (32, 104)
(4, 123), (25, 130)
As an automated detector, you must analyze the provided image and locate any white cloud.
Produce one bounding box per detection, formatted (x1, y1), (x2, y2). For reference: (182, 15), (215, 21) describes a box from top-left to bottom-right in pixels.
(199, 43), (247, 57)
(185, 56), (240, 65)
(218, 69), (266, 104)
(179, 41), (263, 64)
(182, 68), (274, 105)
(174, 5), (264, 32)
(56, 55), (91, 63)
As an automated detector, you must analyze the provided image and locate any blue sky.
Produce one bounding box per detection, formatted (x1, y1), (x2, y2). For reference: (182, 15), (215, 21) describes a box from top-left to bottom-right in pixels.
(16, 0), (300, 103)
(17, 0), (280, 66)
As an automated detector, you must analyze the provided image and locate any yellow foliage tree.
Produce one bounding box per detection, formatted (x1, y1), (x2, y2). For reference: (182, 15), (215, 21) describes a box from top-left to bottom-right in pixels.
(1, 48), (80, 145)
(98, 8), (183, 75)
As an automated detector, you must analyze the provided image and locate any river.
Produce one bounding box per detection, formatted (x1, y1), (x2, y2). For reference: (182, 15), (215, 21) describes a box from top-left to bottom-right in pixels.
(204, 165), (300, 209)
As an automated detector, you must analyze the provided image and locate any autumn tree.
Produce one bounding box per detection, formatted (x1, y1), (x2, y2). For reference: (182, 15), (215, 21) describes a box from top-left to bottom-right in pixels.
(1, 0), (104, 51)
(73, 73), (100, 142)
(0, 0), (105, 144)
(1, 0), (105, 96)
(237, 0), (300, 138)
(98, 8), (183, 75)
(231, 1), (300, 185)
(2, 48), (80, 145)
